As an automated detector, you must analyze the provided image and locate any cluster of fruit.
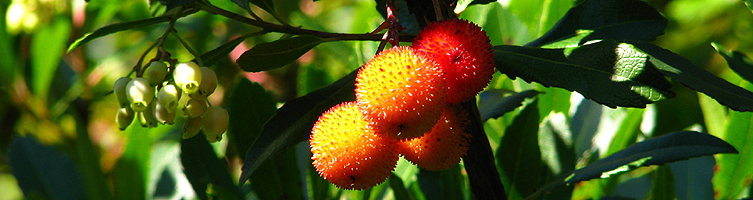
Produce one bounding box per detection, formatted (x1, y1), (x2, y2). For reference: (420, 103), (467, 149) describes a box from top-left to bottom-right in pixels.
(113, 61), (229, 142)
(309, 19), (495, 190)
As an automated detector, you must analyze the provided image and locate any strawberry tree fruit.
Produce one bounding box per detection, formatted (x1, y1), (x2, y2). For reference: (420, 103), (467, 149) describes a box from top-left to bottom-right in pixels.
(397, 106), (472, 171)
(355, 46), (446, 140)
(310, 102), (399, 190)
(413, 19), (494, 104)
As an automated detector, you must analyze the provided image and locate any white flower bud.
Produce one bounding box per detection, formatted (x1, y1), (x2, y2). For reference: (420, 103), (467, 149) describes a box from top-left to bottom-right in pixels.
(116, 106), (135, 130)
(173, 62), (202, 94)
(157, 84), (181, 113)
(182, 98), (207, 118)
(114, 77), (132, 107)
(147, 61), (169, 86)
(155, 100), (176, 125)
(201, 106), (229, 142)
(126, 78), (155, 112)
(182, 117), (202, 139)
(189, 67), (218, 100)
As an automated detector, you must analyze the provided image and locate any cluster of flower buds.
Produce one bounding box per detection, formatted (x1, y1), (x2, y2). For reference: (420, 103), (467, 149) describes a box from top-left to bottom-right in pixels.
(114, 61), (229, 143)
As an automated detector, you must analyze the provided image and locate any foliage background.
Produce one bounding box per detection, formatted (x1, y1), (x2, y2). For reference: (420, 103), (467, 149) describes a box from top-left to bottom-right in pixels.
(0, 0), (752, 199)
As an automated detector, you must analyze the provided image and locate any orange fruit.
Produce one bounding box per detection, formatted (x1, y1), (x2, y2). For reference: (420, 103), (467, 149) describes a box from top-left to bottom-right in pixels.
(413, 19), (495, 104)
(397, 105), (472, 171)
(310, 102), (399, 190)
(355, 46), (446, 140)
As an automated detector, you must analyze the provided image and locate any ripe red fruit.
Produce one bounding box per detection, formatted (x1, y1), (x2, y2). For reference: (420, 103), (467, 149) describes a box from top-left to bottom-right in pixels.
(355, 46), (446, 140)
(397, 106), (472, 171)
(413, 19), (495, 104)
(310, 102), (400, 190)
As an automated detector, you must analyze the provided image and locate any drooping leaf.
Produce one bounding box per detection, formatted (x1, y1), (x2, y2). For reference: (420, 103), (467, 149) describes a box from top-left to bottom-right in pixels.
(227, 78), (276, 160)
(526, 0), (667, 47)
(478, 89), (539, 121)
(531, 131), (737, 198)
(181, 132), (243, 200)
(239, 68), (357, 184)
(713, 81), (753, 199)
(236, 36), (323, 72)
(633, 42), (753, 111)
(495, 40), (675, 108)
(67, 12), (195, 52)
(496, 99), (548, 199)
(712, 42), (753, 84)
(32, 17), (70, 99)
(197, 34), (254, 67)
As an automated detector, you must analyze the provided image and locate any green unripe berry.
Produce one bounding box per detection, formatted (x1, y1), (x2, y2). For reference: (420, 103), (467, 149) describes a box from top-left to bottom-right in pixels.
(114, 77), (132, 107)
(201, 106), (229, 140)
(147, 61), (169, 86)
(189, 67), (218, 100)
(155, 100), (176, 125)
(126, 78), (155, 112)
(173, 62), (202, 95)
(182, 98), (207, 118)
(182, 117), (202, 139)
(157, 84), (182, 113)
(116, 106), (135, 130)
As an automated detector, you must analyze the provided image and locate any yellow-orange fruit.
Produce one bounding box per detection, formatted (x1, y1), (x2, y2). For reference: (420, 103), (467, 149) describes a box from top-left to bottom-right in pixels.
(355, 46), (446, 140)
(413, 19), (494, 104)
(310, 102), (399, 190)
(397, 106), (472, 171)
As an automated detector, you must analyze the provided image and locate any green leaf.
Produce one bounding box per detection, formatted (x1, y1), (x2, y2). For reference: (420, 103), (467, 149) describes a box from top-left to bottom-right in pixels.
(197, 34), (254, 67)
(527, 0), (666, 47)
(236, 36), (323, 72)
(647, 165), (675, 200)
(232, 0), (274, 15)
(227, 79), (276, 160)
(113, 126), (152, 200)
(496, 99), (548, 199)
(712, 42), (753, 84)
(239, 68), (357, 184)
(416, 166), (465, 200)
(67, 14), (181, 52)
(713, 81), (753, 199)
(181, 132), (243, 200)
(495, 41), (675, 108)
(249, 147), (304, 200)
(478, 89), (539, 121)
(605, 108), (644, 157)
(8, 136), (87, 199)
(32, 16), (70, 99)
(389, 173), (412, 200)
(633, 42), (753, 111)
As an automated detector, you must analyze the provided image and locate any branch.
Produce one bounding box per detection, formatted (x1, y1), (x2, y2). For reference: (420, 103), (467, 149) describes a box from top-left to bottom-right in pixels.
(196, 1), (415, 42)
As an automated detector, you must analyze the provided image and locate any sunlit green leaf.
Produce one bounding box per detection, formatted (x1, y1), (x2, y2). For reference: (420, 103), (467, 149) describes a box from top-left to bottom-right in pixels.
(495, 41), (674, 108)
(389, 173), (411, 200)
(32, 16), (70, 99)
(527, 0), (666, 47)
(713, 81), (753, 199)
(113, 126), (152, 200)
(236, 36), (323, 72)
(605, 108), (644, 157)
(239, 68), (357, 184)
(67, 13), (192, 52)
(633, 42), (753, 111)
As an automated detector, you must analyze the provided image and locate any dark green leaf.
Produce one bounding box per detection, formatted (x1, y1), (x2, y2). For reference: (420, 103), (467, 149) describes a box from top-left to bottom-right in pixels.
(232, 0), (274, 15)
(527, 0), (666, 47)
(712, 42), (753, 84)
(249, 148), (304, 200)
(197, 34), (253, 67)
(68, 15), (176, 52)
(478, 89), (539, 121)
(236, 36), (323, 72)
(8, 136), (87, 200)
(713, 82), (753, 199)
(389, 174), (412, 200)
(648, 165), (675, 200)
(231, 0), (250, 11)
(239, 68), (357, 184)
(496, 41), (675, 108)
(497, 99), (548, 199)
(227, 78), (276, 160)
(155, 0), (195, 11)
(181, 132), (243, 200)
(633, 42), (753, 111)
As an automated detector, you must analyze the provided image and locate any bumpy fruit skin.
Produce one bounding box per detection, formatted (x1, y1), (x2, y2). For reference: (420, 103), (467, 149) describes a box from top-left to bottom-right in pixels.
(173, 62), (202, 94)
(189, 67), (218, 100)
(201, 106), (229, 143)
(397, 106), (472, 171)
(114, 77), (132, 107)
(126, 78), (155, 112)
(413, 19), (494, 104)
(147, 61), (169, 86)
(310, 102), (399, 190)
(355, 46), (446, 140)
